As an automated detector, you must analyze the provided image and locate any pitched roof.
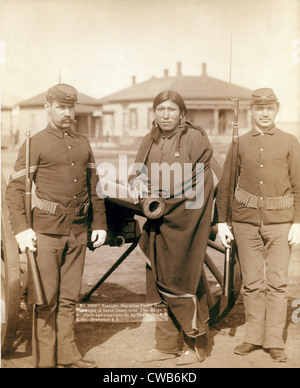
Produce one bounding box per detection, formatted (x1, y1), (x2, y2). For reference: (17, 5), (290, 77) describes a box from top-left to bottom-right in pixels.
(18, 91), (102, 107)
(99, 63), (252, 104)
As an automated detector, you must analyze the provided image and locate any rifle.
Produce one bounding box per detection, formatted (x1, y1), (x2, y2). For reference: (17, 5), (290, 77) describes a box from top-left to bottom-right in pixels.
(222, 35), (239, 299)
(223, 98), (239, 298)
(25, 129), (45, 305)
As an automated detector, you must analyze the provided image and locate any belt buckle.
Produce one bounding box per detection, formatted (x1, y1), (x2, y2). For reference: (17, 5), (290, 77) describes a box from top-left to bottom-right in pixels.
(258, 196), (264, 209)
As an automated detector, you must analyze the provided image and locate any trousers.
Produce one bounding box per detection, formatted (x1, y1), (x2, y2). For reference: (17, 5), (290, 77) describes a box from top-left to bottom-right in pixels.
(32, 230), (87, 367)
(232, 221), (291, 348)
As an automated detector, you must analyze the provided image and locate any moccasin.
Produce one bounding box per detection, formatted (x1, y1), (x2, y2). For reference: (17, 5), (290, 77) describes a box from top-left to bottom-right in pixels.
(234, 342), (257, 355)
(139, 348), (177, 363)
(58, 358), (98, 368)
(175, 350), (201, 365)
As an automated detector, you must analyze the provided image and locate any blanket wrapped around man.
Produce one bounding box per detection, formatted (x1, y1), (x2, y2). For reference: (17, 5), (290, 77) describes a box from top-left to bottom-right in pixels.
(130, 121), (214, 337)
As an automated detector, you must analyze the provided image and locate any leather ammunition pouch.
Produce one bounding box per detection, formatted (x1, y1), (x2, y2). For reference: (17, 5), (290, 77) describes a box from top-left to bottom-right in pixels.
(235, 185), (294, 210)
(35, 197), (90, 216)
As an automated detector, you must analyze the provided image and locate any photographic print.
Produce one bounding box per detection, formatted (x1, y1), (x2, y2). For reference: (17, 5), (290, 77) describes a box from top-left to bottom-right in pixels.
(1, 0), (300, 371)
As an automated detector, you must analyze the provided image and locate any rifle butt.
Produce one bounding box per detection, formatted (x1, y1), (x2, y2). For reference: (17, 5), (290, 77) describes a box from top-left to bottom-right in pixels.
(26, 249), (45, 305)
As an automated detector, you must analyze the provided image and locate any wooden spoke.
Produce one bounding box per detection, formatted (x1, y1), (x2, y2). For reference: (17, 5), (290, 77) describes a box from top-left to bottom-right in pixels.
(204, 253), (223, 286)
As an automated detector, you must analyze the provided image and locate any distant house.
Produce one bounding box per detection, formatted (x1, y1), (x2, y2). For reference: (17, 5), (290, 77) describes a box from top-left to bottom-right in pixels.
(4, 63), (254, 148)
(1, 105), (13, 148)
(98, 62), (253, 143)
(12, 91), (103, 146)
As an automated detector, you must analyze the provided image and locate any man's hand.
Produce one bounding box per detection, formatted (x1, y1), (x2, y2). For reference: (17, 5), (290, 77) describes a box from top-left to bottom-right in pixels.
(288, 223), (300, 246)
(217, 223), (234, 248)
(15, 228), (37, 252)
(91, 230), (107, 248)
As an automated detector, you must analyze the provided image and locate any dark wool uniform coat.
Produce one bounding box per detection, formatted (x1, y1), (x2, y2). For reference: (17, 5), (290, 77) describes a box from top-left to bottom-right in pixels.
(5, 122), (107, 367)
(130, 123), (214, 337)
(5, 123), (107, 237)
(216, 125), (300, 225)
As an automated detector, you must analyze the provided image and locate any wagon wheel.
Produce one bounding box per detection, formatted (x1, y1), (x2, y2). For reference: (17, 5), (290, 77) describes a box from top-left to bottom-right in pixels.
(205, 150), (242, 324)
(1, 171), (21, 355)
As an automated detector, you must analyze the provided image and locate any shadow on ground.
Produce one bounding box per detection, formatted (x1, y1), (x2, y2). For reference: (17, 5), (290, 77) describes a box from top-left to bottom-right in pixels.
(1, 282), (146, 363)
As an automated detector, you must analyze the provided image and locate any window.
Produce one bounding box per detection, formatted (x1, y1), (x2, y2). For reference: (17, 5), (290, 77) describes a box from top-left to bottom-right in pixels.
(130, 109), (138, 130)
(123, 111), (129, 130)
(103, 113), (115, 136)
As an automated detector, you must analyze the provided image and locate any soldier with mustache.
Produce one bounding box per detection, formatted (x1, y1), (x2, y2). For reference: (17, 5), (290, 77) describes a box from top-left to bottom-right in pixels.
(6, 84), (107, 368)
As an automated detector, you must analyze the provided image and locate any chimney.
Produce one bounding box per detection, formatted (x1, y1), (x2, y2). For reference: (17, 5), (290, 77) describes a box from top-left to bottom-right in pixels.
(164, 69), (169, 77)
(132, 75), (136, 85)
(176, 61), (182, 76)
(201, 63), (207, 77)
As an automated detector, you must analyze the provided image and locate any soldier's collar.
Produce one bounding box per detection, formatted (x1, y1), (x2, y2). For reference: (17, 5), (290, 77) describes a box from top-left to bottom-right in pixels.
(251, 124), (276, 136)
(64, 129), (74, 137)
(47, 123), (74, 138)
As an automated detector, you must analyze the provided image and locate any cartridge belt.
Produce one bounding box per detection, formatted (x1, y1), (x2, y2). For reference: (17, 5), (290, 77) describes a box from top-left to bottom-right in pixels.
(235, 185), (294, 210)
(35, 197), (90, 216)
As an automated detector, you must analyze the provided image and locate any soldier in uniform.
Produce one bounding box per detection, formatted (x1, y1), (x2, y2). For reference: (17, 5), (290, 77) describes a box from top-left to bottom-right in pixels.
(5, 83), (107, 368)
(216, 88), (300, 362)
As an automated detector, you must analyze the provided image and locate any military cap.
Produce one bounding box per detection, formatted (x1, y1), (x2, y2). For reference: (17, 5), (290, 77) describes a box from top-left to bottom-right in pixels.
(47, 83), (78, 104)
(250, 88), (278, 106)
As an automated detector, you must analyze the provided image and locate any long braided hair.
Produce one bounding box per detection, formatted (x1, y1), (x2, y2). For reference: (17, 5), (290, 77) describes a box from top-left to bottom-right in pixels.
(151, 90), (187, 143)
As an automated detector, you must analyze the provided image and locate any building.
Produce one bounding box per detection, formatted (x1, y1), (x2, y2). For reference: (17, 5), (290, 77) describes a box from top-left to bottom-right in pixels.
(10, 91), (103, 146)
(3, 63), (254, 149)
(1, 105), (14, 148)
(98, 62), (253, 144)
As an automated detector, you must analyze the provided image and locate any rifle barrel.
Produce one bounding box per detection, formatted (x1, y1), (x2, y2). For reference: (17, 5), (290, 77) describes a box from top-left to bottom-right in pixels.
(24, 129), (44, 305)
(223, 246), (231, 297)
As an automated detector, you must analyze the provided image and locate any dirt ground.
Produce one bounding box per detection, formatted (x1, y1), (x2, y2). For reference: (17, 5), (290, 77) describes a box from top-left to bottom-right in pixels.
(1, 242), (300, 369)
(1, 148), (300, 369)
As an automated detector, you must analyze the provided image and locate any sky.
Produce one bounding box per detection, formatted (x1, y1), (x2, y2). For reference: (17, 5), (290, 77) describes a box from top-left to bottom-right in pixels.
(1, 0), (300, 122)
